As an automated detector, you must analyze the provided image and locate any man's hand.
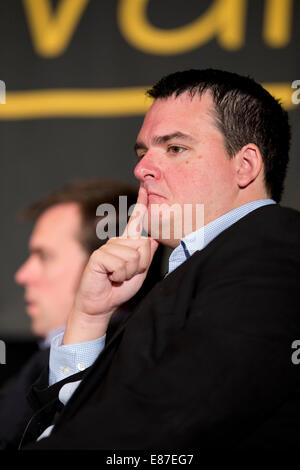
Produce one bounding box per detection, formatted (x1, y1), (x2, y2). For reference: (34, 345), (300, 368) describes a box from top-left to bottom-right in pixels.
(63, 187), (159, 344)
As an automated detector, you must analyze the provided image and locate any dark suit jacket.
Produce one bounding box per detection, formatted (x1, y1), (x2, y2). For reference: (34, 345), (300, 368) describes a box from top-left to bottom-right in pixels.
(0, 314), (134, 450)
(0, 348), (49, 449)
(22, 205), (300, 449)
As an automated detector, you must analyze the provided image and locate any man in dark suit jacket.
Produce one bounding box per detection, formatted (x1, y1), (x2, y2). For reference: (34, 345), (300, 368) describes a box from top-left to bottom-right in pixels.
(20, 69), (300, 450)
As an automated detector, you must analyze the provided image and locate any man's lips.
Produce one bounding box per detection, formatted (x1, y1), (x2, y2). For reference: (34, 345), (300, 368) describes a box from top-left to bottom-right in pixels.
(147, 194), (167, 207)
(147, 192), (166, 200)
(143, 183), (166, 199)
(25, 296), (37, 309)
(25, 302), (38, 316)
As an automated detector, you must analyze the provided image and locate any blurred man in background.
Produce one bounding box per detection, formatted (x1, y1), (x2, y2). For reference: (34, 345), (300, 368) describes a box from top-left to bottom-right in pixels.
(14, 180), (137, 347)
(0, 179), (163, 449)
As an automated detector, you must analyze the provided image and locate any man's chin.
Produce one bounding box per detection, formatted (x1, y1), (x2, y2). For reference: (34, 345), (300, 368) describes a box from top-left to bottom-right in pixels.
(143, 224), (179, 248)
(30, 319), (47, 339)
(31, 328), (45, 339)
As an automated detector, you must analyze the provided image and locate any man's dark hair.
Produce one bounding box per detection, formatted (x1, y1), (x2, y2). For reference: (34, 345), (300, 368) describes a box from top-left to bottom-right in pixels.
(21, 179), (138, 255)
(147, 69), (291, 203)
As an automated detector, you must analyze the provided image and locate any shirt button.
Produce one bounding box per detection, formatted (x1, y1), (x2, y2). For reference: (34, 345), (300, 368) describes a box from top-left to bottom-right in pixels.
(62, 366), (70, 375)
(77, 362), (86, 371)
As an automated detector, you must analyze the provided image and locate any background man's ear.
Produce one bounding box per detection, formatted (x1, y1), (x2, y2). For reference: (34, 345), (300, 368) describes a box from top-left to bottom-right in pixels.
(234, 144), (263, 189)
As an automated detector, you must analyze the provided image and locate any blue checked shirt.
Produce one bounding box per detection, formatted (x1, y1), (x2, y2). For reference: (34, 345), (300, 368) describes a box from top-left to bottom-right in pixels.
(48, 199), (275, 403)
(168, 199), (276, 274)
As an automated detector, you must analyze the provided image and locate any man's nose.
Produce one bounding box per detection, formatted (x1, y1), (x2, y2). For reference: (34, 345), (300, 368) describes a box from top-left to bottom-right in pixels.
(134, 153), (161, 182)
(14, 258), (35, 286)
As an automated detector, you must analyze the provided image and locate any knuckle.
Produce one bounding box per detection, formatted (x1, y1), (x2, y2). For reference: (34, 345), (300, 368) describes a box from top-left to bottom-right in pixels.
(106, 237), (118, 245)
(139, 261), (148, 272)
(129, 250), (140, 261)
(141, 237), (151, 247)
(116, 258), (126, 270)
(90, 249), (100, 261)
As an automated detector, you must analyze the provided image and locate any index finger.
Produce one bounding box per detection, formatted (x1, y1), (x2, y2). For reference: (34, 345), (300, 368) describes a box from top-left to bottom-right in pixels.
(122, 186), (148, 239)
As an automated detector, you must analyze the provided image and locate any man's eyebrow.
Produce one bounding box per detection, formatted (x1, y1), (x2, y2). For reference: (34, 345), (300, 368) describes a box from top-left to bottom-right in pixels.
(134, 132), (196, 155)
(29, 247), (48, 256)
(152, 132), (196, 145)
(134, 141), (147, 155)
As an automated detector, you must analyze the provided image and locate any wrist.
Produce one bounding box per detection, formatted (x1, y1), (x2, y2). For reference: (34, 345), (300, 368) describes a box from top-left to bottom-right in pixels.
(62, 308), (114, 345)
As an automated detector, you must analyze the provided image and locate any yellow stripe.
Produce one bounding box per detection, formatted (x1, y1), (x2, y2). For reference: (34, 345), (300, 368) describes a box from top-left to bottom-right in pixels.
(0, 83), (296, 120)
(0, 88), (152, 119)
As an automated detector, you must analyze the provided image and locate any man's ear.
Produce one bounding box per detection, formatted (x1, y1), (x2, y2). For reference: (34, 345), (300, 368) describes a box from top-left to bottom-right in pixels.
(234, 144), (263, 189)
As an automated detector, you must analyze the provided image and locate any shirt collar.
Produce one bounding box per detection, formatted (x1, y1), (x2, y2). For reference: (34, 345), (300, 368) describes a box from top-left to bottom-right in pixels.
(39, 326), (66, 350)
(167, 199), (276, 275)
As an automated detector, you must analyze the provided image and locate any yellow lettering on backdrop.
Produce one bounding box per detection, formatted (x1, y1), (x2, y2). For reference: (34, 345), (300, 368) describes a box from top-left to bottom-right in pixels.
(0, 83), (295, 120)
(263, 0), (293, 47)
(21, 0), (294, 57)
(22, 0), (90, 57)
(118, 0), (294, 54)
(117, 0), (247, 54)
